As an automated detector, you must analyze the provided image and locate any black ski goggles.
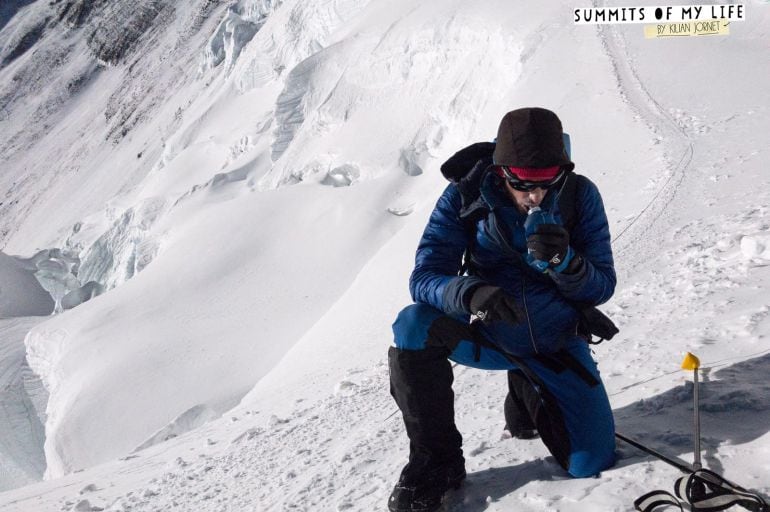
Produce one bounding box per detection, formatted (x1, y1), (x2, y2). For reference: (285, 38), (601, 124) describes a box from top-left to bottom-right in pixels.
(498, 166), (566, 192)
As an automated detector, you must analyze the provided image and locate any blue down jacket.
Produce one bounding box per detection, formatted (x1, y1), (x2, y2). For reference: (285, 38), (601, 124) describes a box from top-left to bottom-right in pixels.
(409, 171), (616, 355)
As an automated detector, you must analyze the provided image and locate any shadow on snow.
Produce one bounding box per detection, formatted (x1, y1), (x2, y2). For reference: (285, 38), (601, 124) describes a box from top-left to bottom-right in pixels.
(446, 352), (770, 510)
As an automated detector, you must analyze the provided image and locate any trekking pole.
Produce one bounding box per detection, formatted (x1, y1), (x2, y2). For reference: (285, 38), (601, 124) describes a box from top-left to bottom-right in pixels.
(615, 432), (693, 474)
(681, 352), (702, 471)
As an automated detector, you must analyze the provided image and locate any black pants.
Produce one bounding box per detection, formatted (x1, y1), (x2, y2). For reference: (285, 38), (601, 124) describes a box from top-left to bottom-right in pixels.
(390, 303), (616, 478)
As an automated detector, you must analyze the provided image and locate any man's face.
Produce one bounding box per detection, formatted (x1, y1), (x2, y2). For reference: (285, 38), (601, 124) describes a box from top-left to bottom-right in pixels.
(503, 180), (549, 214)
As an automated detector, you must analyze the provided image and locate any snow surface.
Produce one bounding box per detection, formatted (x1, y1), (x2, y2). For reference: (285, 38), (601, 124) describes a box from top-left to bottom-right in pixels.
(1, 0), (769, 510)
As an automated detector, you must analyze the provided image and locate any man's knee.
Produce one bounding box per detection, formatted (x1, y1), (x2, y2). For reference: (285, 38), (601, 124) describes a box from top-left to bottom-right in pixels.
(565, 387), (617, 477)
(514, 356), (616, 478)
(567, 442), (616, 477)
(392, 303), (445, 351)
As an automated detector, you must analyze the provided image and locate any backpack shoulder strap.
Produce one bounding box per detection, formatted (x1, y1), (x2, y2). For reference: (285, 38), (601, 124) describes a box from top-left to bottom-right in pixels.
(557, 172), (586, 232)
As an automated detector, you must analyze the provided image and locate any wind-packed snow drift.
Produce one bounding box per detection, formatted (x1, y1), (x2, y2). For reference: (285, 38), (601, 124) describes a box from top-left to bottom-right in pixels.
(1, 0), (769, 510)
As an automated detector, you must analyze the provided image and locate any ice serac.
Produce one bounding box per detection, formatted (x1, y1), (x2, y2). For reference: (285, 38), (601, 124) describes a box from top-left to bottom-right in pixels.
(74, 197), (166, 292)
(61, 282), (104, 311)
(203, 0), (279, 72)
(6, 248), (105, 315)
(0, 252), (54, 318)
(270, 54), (316, 163)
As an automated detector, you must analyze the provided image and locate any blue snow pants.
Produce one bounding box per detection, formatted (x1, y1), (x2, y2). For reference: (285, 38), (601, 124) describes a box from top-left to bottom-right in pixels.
(392, 303), (616, 478)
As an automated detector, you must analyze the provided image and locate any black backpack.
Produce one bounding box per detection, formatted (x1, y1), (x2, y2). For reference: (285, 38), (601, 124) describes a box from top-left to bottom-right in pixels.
(438, 140), (619, 343)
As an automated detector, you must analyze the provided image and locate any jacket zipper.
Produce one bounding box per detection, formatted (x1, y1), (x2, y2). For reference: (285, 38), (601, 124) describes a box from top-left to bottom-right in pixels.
(521, 275), (539, 355)
(489, 211), (540, 355)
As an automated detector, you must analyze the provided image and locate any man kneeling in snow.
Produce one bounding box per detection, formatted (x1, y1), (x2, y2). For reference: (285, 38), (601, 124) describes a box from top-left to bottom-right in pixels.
(388, 107), (617, 512)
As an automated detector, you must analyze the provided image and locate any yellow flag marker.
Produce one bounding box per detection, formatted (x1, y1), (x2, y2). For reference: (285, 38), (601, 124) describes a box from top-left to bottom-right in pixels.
(681, 352), (701, 370)
(682, 351), (702, 470)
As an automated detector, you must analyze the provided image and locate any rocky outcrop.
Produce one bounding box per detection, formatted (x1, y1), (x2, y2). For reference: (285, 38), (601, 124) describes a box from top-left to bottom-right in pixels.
(0, 17), (47, 68)
(86, 0), (175, 65)
(55, 0), (108, 29)
(0, 0), (36, 33)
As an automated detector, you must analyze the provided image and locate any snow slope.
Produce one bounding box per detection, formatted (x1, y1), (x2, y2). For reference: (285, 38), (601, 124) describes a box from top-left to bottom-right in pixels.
(0, 0), (769, 510)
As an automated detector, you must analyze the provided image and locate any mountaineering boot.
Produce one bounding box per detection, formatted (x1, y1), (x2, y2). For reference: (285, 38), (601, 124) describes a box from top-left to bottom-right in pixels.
(504, 370), (538, 439)
(388, 461), (466, 512)
(388, 346), (466, 512)
(504, 365), (572, 470)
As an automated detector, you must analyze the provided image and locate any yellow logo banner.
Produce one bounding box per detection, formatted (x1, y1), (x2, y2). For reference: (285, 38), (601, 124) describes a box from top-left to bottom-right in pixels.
(645, 20), (730, 38)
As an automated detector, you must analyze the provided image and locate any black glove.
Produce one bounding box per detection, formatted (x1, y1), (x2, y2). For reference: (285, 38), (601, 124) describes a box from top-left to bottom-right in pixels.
(526, 224), (577, 273)
(469, 285), (522, 325)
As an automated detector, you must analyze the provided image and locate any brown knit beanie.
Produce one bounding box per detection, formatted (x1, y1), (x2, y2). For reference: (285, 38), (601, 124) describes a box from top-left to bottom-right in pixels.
(492, 107), (574, 172)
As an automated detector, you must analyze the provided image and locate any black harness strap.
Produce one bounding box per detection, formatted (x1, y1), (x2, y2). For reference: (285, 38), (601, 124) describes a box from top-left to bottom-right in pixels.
(467, 324), (599, 388)
(634, 469), (769, 512)
(677, 469), (769, 512)
(556, 171), (580, 232)
(526, 352), (599, 388)
(546, 351), (600, 387)
(634, 490), (683, 512)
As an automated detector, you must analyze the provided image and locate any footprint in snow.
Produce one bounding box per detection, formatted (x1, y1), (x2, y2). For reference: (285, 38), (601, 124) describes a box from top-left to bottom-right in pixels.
(267, 414), (290, 428)
(469, 441), (490, 457)
(79, 484), (98, 494)
(334, 379), (358, 396)
(231, 427), (263, 444)
(72, 500), (102, 512)
(387, 204), (414, 216)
